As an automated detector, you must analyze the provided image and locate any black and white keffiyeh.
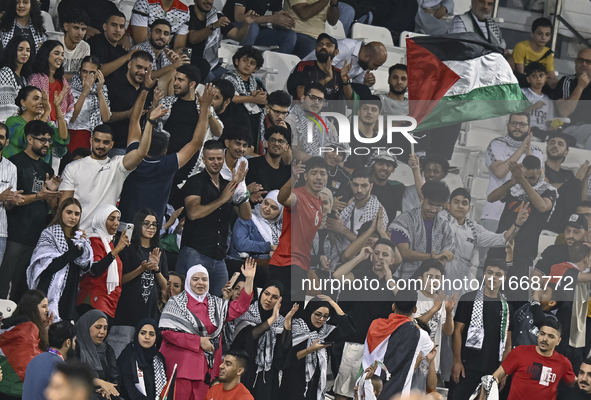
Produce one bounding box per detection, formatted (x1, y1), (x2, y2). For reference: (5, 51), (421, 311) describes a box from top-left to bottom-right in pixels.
(340, 194), (389, 233)
(0, 21), (46, 49)
(234, 302), (285, 375)
(469, 375), (499, 400)
(203, 7), (221, 68)
(69, 73), (110, 131)
(27, 225), (93, 322)
(159, 291), (229, 368)
(509, 175), (557, 221)
(486, 135), (541, 163)
(251, 190), (284, 245)
(465, 285), (509, 362)
(289, 104), (337, 157)
(291, 318), (336, 399)
(153, 356), (167, 395)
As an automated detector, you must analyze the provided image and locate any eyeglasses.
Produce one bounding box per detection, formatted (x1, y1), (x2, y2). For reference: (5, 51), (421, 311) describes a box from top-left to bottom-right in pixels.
(426, 202), (444, 211)
(312, 312), (330, 320)
(575, 58), (591, 65)
(268, 107), (289, 117)
(508, 121), (529, 128)
(31, 136), (53, 145)
(305, 93), (327, 106)
(268, 137), (287, 145)
(142, 221), (159, 229)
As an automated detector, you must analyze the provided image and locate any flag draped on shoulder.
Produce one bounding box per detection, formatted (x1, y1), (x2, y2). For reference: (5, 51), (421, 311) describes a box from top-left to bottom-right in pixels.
(406, 32), (530, 131)
(158, 364), (177, 400)
(362, 313), (420, 399)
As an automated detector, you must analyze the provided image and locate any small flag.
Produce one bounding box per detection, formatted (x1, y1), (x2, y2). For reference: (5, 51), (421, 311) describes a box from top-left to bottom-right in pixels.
(159, 364), (177, 400)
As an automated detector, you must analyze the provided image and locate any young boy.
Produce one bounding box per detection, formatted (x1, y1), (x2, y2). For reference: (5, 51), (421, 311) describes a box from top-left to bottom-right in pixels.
(59, 8), (91, 80)
(222, 46), (267, 156)
(522, 62), (555, 140)
(513, 17), (557, 87)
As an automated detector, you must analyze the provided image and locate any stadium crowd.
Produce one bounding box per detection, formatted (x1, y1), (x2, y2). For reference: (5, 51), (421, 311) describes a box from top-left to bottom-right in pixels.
(0, 0), (591, 399)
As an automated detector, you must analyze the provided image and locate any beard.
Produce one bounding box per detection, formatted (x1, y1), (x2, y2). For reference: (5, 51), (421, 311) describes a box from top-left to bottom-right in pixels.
(547, 151), (565, 161)
(150, 38), (166, 50)
(316, 50), (333, 63)
(389, 84), (406, 95)
(507, 130), (526, 141)
(358, 58), (370, 71)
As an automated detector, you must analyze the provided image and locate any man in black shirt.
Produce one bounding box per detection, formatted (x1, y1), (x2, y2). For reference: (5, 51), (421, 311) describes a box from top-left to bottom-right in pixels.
(368, 153), (404, 223)
(545, 132), (591, 233)
(162, 65), (223, 207)
(177, 140), (251, 296)
(0, 121), (61, 302)
(566, 359), (591, 399)
(87, 10), (136, 81)
(450, 258), (514, 400)
(106, 50), (155, 155)
(488, 155), (557, 301)
(323, 140), (351, 212)
(288, 33), (353, 101)
(246, 125), (291, 204)
(212, 78), (251, 135)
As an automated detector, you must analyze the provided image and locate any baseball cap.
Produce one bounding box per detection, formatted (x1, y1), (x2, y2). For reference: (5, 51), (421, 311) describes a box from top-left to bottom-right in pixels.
(317, 33), (338, 48)
(366, 152), (398, 168)
(566, 213), (588, 231)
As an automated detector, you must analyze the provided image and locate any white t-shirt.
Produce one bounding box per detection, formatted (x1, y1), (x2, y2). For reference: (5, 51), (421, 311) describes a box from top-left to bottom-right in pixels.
(59, 153), (134, 231)
(521, 88), (554, 131)
(0, 157), (17, 237)
(415, 291), (446, 372)
(58, 37), (91, 76)
(403, 328), (434, 396)
(221, 154), (248, 204)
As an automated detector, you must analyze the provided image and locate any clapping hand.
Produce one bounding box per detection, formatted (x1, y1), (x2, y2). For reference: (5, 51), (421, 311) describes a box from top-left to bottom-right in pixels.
(232, 161), (248, 184)
(197, 83), (216, 109)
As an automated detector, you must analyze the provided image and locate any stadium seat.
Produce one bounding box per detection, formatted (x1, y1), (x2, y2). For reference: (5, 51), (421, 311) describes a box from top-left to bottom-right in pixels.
(119, 0), (136, 27)
(371, 68), (389, 94)
(399, 31), (427, 48)
(219, 42), (241, 69)
(325, 20), (346, 39)
(351, 23), (394, 47)
(213, 0), (226, 11)
(466, 116), (508, 136)
(464, 129), (501, 151)
(443, 173), (464, 192)
(390, 162), (415, 186)
(537, 230), (558, 258)
(260, 51), (301, 93)
(0, 299), (17, 318)
(384, 47), (406, 68)
(42, 10), (55, 33)
(468, 176), (489, 222)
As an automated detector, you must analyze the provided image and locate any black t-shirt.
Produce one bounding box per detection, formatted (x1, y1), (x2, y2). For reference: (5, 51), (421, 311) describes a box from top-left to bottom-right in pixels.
(217, 101), (251, 133)
(326, 165), (352, 203)
(564, 386), (591, 399)
(164, 98), (200, 184)
(181, 171), (234, 259)
(372, 181), (404, 223)
(339, 259), (395, 302)
(223, 0), (282, 21)
(7, 152), (54, 246)
(454, 290), (514, 374)
(245, 155), (291, 193)
(87, 33), (128, 81)
(287, 61), (345, 101)
(58, 0), (120, 32)
(114, 245), (168, 327)
(106, 76), (152, 149)
(553, 75), (591, 125)
(534, 244), (569, 276)
(497, 190), (557, 260)
(344, 131), (390, 170)
(345, 300), (392, 344)
(545, 163), (575, 185)
(188, 8), (236, 60)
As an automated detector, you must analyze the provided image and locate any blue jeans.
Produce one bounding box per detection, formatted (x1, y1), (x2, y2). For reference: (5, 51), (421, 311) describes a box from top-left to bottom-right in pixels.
(294, 33), (317, 59)
(177, 246), (229, 297)
(338, 2), (355, 37)
(206, 65), (229, 83)
(0, 237), (7, 266)
(239, 23), (297, 54)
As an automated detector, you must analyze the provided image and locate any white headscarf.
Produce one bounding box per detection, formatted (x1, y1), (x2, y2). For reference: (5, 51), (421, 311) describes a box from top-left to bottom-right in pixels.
(89, 205), (120, 295)
(185, 265), (209, 302)
(251, 190), (284, 245)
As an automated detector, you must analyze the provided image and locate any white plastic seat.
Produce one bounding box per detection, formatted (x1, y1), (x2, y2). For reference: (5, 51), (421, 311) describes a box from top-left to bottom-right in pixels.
(213, 0), (226, 11)
(41, 10), (55, 33)
(390, 162), (415, 186)
(399, 31), (427, 48)
(383, 47), (406, 69)
(371, 68), (389, 94)
(0, 299), (17, 318)
(219, 42), (241, 69)
(260, 51), (300, 93)
(443, 174), (464, 192)
(538, 230), (558, 257)
(118, 0), (136, 27)
(325, 20), (346, 39)
(351, 23), (394, 47)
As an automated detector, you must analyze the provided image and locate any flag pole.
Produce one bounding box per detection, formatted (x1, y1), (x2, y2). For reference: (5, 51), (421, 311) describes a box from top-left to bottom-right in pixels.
(161, 364), (177, 400)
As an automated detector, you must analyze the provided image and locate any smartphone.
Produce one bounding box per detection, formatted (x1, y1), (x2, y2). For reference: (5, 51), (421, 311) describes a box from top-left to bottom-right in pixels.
(322, 341), (334, 345)
(183, 47), (192, 59)
(125, 223), (134, 239)
(228, 272), (240, 287)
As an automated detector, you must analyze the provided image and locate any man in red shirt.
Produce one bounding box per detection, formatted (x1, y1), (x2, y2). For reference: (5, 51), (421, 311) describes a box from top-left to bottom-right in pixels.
(270, 156), (328, 313)
(485, 318), (575, 400)
(205, 350), (253, 400)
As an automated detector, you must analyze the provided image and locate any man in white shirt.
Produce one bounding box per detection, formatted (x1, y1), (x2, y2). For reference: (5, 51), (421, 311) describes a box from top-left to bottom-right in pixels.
(303, 38), (388, 87)
(59, 8), (91, 80)
(58, 86), (165, 231)
(481, 113), (544, 246)
(448, 0), (506, 49)
(129, 0), (190, 52)
(222, 127), (250, 205)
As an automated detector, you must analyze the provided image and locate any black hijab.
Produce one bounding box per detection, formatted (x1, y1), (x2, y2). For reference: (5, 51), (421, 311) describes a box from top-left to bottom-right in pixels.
(301, 297), (333, 332)
(133, 318), (161, 369)
(257, 280), (284, 321)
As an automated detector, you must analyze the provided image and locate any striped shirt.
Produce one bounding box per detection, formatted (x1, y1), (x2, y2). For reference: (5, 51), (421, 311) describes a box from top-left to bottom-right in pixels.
(0, 156), (17, 237)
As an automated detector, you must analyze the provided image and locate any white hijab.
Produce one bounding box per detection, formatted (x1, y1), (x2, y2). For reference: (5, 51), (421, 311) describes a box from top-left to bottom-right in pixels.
(89, 205), (120, 295)
(251, 190), (284, 244)
(186, 265), (209, 302)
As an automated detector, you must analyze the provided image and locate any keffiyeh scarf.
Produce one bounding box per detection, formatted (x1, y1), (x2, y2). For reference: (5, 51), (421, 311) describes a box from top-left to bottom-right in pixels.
(69, 73), (109, 131)
(291, 104), (335, 157)
(203, 7), (222, 68)
(159, 291), (229, 368)
(509, 175), (557, 221)
(469, 375), (499, 400)
(465, 285), (509, 362)
(460, 12), (505, 49)
(1, 20), (46, 49)
(486, 135), (541, 163)
(340, 195), (388, 233)
(27, 225), (93, 322)
(251, 205), (283, 245)
(134, 356), (167, 397)
(27, 73), (75, 121)
(234, 302), (285, 376)
(291, 318), (336, 399)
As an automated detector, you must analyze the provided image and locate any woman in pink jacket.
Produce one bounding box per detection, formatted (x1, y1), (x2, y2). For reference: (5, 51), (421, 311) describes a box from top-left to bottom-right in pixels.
(158, 259), (256, 400)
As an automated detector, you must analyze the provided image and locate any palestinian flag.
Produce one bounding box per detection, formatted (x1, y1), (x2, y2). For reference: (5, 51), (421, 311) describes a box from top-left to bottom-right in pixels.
(406, 32), (530, 131)
(158, 364), (177, 400)
(362, 313), (425, 399)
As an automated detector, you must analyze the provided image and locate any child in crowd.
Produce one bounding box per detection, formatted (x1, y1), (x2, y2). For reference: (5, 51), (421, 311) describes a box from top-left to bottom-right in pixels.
(513, 17), (557, 88)
(521, 62), (555, 140)
(222, 46), (267, 155)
